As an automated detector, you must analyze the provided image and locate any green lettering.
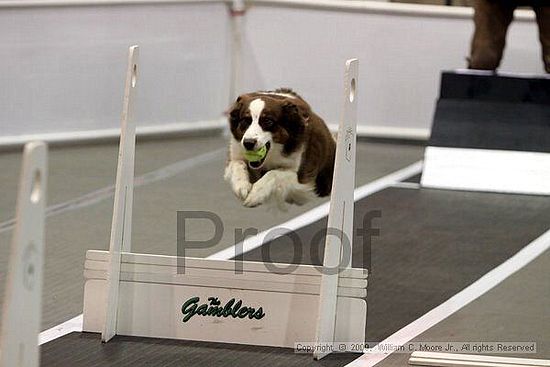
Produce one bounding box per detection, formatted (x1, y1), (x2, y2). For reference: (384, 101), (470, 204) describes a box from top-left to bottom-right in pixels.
(207, 306), (221, 316)
(231, 300), (242, 318)
(181, 297), (265, 323)
(181, 297), (199, 322)
(223, 298), (235, 317)
(196, 304), (208, 316)
(237, 307), (250, 318)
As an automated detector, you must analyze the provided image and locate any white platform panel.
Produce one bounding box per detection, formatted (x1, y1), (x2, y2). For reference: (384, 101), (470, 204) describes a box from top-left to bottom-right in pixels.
(421, 146), (550, 195)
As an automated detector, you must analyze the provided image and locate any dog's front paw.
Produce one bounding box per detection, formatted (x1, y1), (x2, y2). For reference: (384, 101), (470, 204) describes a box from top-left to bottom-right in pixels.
(243, 182), (272, 207)
(232, 180), (252, 201)
(225, 161), (252, 201)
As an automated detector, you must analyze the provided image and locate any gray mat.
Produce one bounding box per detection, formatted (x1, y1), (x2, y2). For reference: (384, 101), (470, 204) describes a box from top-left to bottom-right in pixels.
(241, 187), (550, 342)
(40, 187), (550, 366)
(41, 332), (358, 367)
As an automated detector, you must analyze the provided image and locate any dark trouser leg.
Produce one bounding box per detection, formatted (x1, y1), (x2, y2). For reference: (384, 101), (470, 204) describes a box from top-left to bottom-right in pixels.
(468, 0), (515, 70)
(534, 6), (550, 73)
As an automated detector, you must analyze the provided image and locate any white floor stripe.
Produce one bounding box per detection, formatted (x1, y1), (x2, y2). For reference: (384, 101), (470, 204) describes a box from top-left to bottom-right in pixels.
(39, 314), (83, 345)
(0, 148), (225, 234)
(207, 161), (423, 260)
(39, 160), (423, 344)
(392, 181), (421, 189)
(345, 227), (550, 367)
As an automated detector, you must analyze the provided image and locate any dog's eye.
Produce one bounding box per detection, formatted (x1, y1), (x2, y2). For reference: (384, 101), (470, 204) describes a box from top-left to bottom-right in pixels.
(239, 118), (251, 128)
(262, 119), (274, 128)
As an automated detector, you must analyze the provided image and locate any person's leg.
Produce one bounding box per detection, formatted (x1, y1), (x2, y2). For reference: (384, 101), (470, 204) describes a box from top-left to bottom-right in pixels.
(468, 0), (515, 70)
(534, 6), (550, 73)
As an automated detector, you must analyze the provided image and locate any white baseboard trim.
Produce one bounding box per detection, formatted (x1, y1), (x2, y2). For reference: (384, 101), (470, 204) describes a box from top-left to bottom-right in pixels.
(248, 0), (535, 21)
(1, 121), (428, 149)
(409, 351), (550, 367)
(328, 124), (430, 141)
(0, 119), (226, 150)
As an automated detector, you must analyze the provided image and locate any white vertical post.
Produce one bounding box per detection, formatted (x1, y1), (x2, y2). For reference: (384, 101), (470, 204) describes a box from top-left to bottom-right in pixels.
(314, 59), (359, 360)
(102, 45), (139, 342)
(0, 142), (47, 367)
(229, 0), (245, 102)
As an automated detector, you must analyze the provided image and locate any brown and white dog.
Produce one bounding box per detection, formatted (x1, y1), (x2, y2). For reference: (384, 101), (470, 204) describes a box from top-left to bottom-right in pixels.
(224, 89), (336, 207)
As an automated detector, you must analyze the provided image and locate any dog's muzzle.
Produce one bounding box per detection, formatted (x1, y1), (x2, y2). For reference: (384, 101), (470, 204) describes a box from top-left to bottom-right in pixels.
(247, 142), (271, 169)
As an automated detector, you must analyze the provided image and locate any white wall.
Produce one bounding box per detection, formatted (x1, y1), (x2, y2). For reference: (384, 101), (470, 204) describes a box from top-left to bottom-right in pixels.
(0, 0), (544, 143)
(240, 1), (543, 137)
(0, 1), (230, 139)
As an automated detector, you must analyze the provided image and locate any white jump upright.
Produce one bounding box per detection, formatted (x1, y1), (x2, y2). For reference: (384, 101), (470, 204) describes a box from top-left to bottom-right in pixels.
(314, 59), (359, 360)
(0, 142), (48, 367)
(84, 49), (366, 356)
(102, 45), (139, 342)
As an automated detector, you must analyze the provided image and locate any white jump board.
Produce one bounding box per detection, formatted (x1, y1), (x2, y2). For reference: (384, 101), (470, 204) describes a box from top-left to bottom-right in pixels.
(83, 250), (368, 349)
(421, 147), (550, 195)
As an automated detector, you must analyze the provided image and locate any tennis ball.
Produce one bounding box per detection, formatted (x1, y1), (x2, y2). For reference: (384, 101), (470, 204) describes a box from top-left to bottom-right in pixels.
(243, 145), (268, 162)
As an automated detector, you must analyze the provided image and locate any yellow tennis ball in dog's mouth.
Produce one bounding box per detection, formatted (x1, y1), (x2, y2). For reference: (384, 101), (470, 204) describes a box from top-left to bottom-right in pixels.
(243, 145), (268, 162)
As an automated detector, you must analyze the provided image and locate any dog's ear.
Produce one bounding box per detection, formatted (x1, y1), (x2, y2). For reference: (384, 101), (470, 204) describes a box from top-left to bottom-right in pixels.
(228, 96), (244, 129)
(281, 100), (308, 154)
(282, 100), (309, 133)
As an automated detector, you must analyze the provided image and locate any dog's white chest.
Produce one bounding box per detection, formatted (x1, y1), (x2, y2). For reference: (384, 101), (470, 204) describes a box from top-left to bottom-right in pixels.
(263, 143), (303, 172)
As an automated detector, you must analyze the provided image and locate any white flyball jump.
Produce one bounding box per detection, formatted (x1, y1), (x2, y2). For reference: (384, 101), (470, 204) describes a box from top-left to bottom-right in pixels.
(0, 142), (48, 367)
(82, 46), (366, 359)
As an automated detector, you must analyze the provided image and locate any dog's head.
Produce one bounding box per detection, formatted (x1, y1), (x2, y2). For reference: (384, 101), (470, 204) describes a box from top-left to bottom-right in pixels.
(228, 91), (310, 169)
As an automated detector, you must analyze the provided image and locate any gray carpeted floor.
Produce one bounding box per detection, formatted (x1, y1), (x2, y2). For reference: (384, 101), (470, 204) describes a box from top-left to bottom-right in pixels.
(0, 134), (425, 331)
(39, 186), (550, 367)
